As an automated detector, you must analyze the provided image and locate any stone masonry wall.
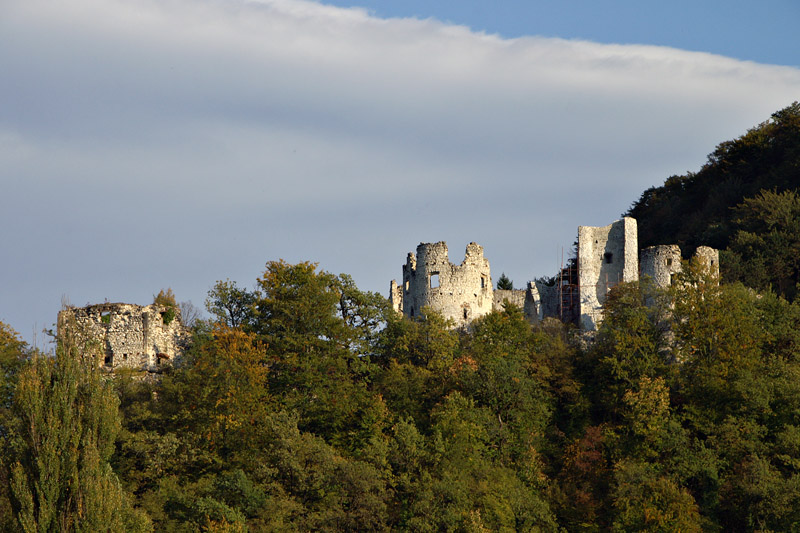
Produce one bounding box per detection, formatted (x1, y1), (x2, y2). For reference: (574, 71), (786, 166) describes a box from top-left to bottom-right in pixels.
(58, 303), (189, 372)
(394, 241), (493, 327)
(640, 245), (683, 289)
(578, 217), (638, 330)
(388, 217), (717, 331)
(694, 246), (720, 278)
(492, 282), (541, 322)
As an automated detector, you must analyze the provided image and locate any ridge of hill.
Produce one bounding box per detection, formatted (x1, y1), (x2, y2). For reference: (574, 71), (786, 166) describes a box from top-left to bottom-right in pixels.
(625, 102), (800, 299)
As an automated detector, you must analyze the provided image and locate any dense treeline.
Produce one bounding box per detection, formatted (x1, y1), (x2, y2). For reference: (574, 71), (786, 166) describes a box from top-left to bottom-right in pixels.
(3, 256), (800, 531)
(627, 102), (800, 300)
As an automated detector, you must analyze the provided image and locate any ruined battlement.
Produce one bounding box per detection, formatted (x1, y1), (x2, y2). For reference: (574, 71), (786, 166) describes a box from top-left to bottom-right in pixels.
(389, 216), (718, 331)
(391, 241), (493, 326)
(57, 302), (189, 372)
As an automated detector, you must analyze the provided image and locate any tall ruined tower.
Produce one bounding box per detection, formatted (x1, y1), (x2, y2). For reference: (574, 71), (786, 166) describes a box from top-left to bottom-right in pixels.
(390, 241), (493, 327)
(577, 217), (638, 330)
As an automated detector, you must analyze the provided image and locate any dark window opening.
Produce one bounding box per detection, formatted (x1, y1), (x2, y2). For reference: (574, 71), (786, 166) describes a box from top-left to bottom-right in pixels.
(463, 309), (468, 320)
(604, 252), (613, 264)
(666, 258), (673, 266)
(430, 273), (440, 289)
(410, 307), (414, 317)
(711, 260), (715, 266)
(104, 353), (113, 366)
(670, 273), (676, 286)
(480, 277), (486, 289)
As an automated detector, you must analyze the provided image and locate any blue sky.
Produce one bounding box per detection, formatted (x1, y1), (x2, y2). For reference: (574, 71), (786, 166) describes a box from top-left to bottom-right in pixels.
(319, 0), (800, 67)
(1, 0), (799, 345)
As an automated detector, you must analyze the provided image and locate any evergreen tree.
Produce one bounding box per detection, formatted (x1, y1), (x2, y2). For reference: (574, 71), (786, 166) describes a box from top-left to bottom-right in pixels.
(496, 273), (513, 290)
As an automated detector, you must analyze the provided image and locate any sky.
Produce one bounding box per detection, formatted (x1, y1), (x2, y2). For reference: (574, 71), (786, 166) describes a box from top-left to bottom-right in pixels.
(1, 0), (799, 346)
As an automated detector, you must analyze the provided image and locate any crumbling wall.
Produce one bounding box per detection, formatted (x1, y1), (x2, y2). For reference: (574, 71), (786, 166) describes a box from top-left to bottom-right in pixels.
(57, 303), (189, 372)
(492, 282), (541, 322)
(640, 245), (682, 289)
(387, 217), (717, 332)
(578, 217), (638, 330)
(694, 246), (720, 278)
(535, 280), (562, 321)
(394, 241), (493, 327)
(389, 280), (403, 314)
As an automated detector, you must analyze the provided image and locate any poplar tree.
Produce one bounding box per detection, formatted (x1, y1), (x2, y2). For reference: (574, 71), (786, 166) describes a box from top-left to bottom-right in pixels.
(7, 329), (150, 532)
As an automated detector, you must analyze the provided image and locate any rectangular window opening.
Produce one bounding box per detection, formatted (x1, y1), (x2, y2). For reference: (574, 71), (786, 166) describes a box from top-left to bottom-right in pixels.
(430, 273), (440, 289)
(666, 258), (673, 267)
(481, 277), (486, 289)
(104, 353), (113, 366)
(604, 252), (613, 264)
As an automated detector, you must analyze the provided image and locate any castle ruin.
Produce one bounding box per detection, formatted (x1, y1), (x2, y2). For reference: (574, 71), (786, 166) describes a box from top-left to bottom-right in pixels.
(57, 302), (189, 372)
(577, 217), (639, 330)
(389, 216), (718, 331)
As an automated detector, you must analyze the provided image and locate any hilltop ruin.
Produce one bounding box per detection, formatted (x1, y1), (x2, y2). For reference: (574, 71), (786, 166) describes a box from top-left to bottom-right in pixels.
(57, 302), (189, 372)
(389, 216), (719, 330)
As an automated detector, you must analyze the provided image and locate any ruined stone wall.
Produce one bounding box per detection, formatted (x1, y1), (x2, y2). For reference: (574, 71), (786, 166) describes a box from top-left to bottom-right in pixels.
(578, 217), (638, 330)
(694, 246), (720, 278)
(58, 303), (189, 372)
(387, 218), (718, 332)
(389, 280), (403, 314)
(395, 241), (493, 327)
(535, 281), (562, 321)
(492, 282), (541, 322)
(640, 245), (682, 289)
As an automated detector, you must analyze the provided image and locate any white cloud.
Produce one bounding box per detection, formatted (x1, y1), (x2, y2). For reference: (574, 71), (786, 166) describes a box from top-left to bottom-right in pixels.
(1, 0), (799, 340)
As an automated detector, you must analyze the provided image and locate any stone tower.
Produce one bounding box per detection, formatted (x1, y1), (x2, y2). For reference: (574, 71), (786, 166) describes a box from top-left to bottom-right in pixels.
(640, 244), (683, 289)
(390, 241), (493, 327)
(694, 246), (720, 278)
(577, 217), (638, 330)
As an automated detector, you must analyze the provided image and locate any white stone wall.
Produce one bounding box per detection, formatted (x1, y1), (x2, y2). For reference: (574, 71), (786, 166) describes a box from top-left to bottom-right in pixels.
(58, 303), (188, 372)
(694, 246), (720, 278)
(394, 241), (493, 327)
(640, 245), (682, 289)
(387, 217), (718, 332)
(578, 217), (638, 330)
(493, 282), (543, 322)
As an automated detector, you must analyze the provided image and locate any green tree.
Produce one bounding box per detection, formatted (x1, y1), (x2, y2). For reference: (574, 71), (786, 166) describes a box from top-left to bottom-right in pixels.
(205, 279), (257, 328)
(6, 329), (150, 532)
(496, 273), (513, 290)
(725, 188), (800, 301)
(153, 288), (177, 307)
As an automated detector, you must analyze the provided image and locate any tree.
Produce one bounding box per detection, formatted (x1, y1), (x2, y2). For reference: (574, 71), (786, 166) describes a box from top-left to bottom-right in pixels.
(178, 300), (202, 329)
(205, 279), (257, 328)
(725, 188), (800, 301)
(496, 273), (513, 290)
(153, 288), (177, 308)
(6, 327), (150, 532)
